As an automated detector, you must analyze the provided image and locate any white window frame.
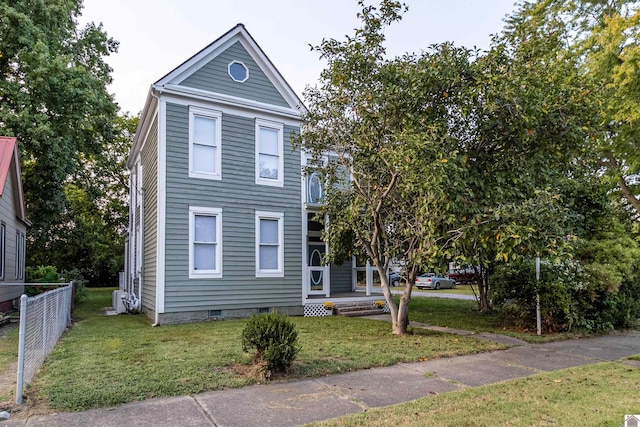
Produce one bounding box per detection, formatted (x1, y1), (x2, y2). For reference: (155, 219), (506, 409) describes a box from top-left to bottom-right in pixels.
(0, 223), (4, 280)
(189, 206), (223, 279)
(228, 60), (249, 83)
(189, 107), (222, 180)
(255, 211), (284, 278)
(255, 119), (284, 187)
(15, 231), (24, 280)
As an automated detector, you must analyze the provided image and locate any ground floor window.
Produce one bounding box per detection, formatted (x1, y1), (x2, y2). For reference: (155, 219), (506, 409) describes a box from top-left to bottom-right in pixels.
(255, 211), (284, 277)
(189, 207), (222, 279)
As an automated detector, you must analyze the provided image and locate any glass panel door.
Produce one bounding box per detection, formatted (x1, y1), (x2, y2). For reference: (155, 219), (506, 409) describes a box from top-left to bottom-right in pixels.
(308, 243), (326, 294)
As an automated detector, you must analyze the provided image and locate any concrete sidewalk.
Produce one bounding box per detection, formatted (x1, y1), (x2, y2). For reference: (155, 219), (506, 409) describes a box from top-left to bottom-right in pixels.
(2, 328), (639, 427)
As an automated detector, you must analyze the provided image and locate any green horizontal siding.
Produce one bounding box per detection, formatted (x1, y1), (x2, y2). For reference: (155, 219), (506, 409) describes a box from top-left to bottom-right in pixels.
(141, 117), (159, 311)
(179, 41), (290, 108)
(163, 102), (302, 312)
(0, 167), (24, 285)
(330, 262), (352, 293)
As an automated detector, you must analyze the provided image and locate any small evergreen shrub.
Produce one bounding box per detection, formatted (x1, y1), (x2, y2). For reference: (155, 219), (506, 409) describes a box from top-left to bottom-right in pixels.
(241, 312), (300, 378)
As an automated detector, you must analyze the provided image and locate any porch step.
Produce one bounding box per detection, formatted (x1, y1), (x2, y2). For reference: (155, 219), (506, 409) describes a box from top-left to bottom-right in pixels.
(334, 302), (386, 317)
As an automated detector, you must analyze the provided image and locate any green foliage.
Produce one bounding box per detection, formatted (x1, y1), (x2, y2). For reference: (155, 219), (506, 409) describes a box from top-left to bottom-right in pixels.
(492, 247), (640, 333)
(241, 312), (301, 377)
(503, 1), (640, 215)
(0, 0), (124, 284)
(293, 0), (477, 333)
(27, 114), (136, 286)
(62, 267), (89, 305)
(24, 265), (61, 297)
(24, 265), (88, 305)
(25, 265), (61, 283)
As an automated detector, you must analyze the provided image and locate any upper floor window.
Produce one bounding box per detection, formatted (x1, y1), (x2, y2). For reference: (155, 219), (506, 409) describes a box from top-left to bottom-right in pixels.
(189, 107), (222, 180)
(306, 169), (323, 205)
(189, 207), (223, 279)
(228, 61), (249, 82)
(255, 119), (284, 187)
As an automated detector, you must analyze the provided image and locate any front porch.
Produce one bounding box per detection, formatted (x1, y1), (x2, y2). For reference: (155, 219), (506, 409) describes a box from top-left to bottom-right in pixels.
(303, 261), (391, 317)
(302, 206), (390, 316)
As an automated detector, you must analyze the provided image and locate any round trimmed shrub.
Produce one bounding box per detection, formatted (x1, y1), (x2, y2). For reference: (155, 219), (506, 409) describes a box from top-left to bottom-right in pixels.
(241, 312), (300, 377)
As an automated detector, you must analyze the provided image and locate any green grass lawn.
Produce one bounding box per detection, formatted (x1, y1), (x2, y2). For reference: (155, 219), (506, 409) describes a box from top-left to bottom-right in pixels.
(306, 361), (640, 426)
(22, 288), (503, 411)
(4, 287), (629, 415)
(359, 283), (477, 296)
(405, 297), (575, 343)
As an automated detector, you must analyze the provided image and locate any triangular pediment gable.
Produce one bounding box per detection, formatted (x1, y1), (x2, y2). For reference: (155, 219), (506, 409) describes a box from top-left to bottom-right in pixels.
(154, 24), (302, 111)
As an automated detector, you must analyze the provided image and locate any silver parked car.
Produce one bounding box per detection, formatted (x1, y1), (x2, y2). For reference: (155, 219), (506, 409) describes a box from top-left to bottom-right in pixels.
(414, 273), (456, 290)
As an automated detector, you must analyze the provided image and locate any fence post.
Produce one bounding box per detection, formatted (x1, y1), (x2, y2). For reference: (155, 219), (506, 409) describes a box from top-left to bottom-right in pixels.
(16, 294), (27, 405)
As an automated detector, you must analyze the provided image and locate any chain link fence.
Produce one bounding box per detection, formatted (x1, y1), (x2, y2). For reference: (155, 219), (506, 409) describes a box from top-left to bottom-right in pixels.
(15, 282), (73, 405)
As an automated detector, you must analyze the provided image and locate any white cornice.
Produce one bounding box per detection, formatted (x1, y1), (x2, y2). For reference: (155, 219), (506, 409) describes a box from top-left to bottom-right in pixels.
(155, 84), (304, 123)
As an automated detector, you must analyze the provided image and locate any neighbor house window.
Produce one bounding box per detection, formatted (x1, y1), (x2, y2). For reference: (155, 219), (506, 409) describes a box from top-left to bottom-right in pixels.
(189, 107), (222, 180)
(255, 119), (283, 187)
(255, 211), (284, 277)
(15, 231), (24, 280)
(189, 207), (222, 278)
(0, 223), (5, 280)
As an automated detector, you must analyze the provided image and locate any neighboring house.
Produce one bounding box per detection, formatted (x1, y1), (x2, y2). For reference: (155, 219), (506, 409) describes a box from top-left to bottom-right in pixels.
(123, 24), (381, 325)
(0, 136), (28, 312)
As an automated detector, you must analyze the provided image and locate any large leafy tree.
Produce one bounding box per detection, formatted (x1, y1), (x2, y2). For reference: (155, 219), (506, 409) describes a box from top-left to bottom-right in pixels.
(28, 114), (135, 285)
(447, 10), (597, 311)
(0, 0), (120, 280)
(507, 0), (640, 215)
(294, 1), (475, 334)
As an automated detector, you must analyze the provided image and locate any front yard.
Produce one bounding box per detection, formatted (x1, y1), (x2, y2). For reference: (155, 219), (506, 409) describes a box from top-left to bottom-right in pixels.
(2, 288), (504, 413)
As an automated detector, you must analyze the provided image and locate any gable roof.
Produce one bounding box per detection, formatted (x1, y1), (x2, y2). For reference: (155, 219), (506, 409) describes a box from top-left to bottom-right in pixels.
(128, 24), (306, 169)
(0, 136), (29, 225)
(154, 24), (304, 111)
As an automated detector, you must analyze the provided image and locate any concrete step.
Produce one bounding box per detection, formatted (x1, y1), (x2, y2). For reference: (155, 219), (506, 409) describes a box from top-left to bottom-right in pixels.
(335, 303), (385, 317)
(338, 308), (386, 317)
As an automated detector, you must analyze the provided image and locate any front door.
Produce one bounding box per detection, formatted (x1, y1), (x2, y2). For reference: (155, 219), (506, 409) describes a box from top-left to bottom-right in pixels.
(307, 242), (328, 295)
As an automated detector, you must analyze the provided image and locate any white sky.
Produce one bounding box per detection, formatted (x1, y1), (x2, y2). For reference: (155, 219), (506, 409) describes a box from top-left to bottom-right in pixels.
(79, 0), (518, 115)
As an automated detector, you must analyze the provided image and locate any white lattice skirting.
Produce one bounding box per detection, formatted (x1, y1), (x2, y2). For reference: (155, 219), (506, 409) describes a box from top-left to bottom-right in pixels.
(304, 302), (390, 317)
(304, 304), (333, 317)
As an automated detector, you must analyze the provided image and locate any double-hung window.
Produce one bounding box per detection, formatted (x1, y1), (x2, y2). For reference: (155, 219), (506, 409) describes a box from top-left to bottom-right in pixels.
(255, 119), (283, 187)
(189, 107), (222, 180)
(255, 211), (284, 277)
(0, 223), (4, 279)
(15, 231), (24, 280)
(189, 207), (222, 278)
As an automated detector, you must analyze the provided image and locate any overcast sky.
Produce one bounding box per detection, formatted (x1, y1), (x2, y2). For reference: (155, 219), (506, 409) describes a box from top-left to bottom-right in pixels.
(79, 0), (518, 115)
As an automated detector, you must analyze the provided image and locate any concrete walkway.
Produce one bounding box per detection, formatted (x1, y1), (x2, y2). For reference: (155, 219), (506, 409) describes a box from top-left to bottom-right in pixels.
(2, 324), (639, 426)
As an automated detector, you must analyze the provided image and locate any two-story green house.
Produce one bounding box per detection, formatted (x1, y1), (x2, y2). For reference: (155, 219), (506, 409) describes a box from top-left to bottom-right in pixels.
(122, 24), (382, 325)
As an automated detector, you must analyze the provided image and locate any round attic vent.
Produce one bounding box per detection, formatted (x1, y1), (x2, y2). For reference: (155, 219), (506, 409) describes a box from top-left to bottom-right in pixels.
(228, 61), (249, 82)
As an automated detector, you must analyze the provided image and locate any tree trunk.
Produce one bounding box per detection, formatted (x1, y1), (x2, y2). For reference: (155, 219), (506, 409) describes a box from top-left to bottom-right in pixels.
(477, 269), (491, 312)
(619, 175), (640, 215)
(375, 263), (411, 335)
(392, 292), (411, 335)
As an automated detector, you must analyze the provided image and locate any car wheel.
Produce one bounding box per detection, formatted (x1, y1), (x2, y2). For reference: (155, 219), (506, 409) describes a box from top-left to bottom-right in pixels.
(435, 282), (440, 290)
(392, 279), (399, 287)
(452, 282), (457, 289)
